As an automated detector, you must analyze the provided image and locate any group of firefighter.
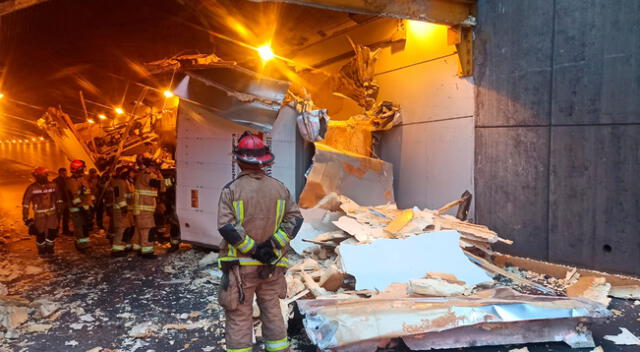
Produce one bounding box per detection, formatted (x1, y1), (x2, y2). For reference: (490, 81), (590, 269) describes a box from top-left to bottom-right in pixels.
(22, 131), (303, 352)
(22, 152), (179, 258)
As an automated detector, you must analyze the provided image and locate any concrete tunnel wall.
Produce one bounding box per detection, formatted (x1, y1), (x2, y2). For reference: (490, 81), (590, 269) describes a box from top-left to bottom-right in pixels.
(474, 0), (640, 275)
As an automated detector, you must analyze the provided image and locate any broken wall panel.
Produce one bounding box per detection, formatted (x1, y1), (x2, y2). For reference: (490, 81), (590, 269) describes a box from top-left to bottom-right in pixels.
(474, 127), (549, 259)
(298, 146), (394, 208)
(338, 230), (492, 290)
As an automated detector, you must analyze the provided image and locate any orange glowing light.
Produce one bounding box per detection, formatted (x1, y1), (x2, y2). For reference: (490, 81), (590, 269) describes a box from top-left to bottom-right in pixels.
(407, 20), (439, 36)
(31, 137), (36, 141)
(0, 93), (4, 99)
(257, 44), (275, 62)
(98, 114), (107, 120)
(114, 107), (124, 115)
(39, 137), (45, 141)
(87, 118), (95, 124)
(163, 90), (174, 98)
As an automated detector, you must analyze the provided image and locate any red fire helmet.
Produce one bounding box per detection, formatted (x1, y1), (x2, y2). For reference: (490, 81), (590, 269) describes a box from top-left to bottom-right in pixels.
(32, 166), (48, 177)
(70, 159), (86, 173)
(234, 131), (274, 165)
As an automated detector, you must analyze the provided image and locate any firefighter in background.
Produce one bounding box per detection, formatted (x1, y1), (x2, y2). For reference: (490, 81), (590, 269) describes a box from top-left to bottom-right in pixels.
(123, 163), (137, 251)
(88, 168), (105, 230)
(217, 132), (304, 352)
(110, 165), (135, 257)
(53, 167), (71, 234)
(133, 153), (163, 258)
(66, 160), (95, 250)
(103, 169), (115, 243)
(22, 167), (63, 256)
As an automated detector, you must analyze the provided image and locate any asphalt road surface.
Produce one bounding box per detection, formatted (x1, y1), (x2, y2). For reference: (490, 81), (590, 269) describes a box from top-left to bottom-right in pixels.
(1, 146), (638, 352)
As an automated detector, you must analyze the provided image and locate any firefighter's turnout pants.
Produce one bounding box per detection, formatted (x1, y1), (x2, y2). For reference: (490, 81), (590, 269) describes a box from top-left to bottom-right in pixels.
(219, 264), (289, 352)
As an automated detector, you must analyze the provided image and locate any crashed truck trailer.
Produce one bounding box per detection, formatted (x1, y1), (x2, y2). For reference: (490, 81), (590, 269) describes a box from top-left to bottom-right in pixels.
(173, 64), (312, 248)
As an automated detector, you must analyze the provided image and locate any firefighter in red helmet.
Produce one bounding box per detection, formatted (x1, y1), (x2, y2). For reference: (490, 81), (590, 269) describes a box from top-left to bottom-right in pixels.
(217, 131), (303, 352)
(22, 167), (63, 256)
(65, 160), (95, 250)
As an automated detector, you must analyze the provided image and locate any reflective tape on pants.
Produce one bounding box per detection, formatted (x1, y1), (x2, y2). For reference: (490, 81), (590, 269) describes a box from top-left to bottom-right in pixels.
(265, 337), (290, 351)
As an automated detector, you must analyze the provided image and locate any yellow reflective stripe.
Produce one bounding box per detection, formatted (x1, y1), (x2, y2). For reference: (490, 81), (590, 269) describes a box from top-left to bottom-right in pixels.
(134, 205), (155, 212)
(23, 204), (30, 208)
(273, 229), (290, 248)
(112, 244), (126, 251)
(136, 189), (158, 197)
(227, 348), (252, 352)
(132, 244), (141, 250)
(69, 207), (80, 212)
(228, 244), (237, 257)
(141, 246), (154, 254)
(236, 236), (255, 254)
(72, 198), (81, 205)
(218, 257), (289, 267)
(265, 337), (290, 351)
(238, 258), (264, 266)
(82, 205), (90, 210)
(117, 200), (128, 208)
(35, 207), (56, 214)
(76, 237), (90, 244)
(233, 201), (244, 225)
(273, 199), (286, 233)
(164, 178), (172, 187)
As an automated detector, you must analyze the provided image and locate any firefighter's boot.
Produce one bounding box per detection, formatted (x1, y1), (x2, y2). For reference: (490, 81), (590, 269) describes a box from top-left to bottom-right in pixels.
(45, 239), (55, 255)
(36, 241), (47, 257)
(75, 237), (90, 251)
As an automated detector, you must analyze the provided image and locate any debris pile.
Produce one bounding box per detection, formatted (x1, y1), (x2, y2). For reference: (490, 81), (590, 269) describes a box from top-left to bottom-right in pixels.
(285, 178), (640, 350)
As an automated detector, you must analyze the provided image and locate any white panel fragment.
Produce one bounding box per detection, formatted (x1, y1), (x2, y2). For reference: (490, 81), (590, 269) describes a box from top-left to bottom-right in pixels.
(338, 230), (492, 290)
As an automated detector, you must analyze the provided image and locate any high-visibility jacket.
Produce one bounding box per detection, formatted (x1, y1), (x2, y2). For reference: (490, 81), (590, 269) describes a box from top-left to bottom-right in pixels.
(112, 178), (133, 210)
(217, 170), (303, 268)
(65, 175), (94, 213)
(22, 181), (62, 219)
(133, 167), (163, 215)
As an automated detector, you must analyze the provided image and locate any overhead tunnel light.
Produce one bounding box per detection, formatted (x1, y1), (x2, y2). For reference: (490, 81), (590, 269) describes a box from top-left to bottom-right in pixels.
(98, 114), (107, 120)
(0, 93), (4, 99)
(163, 90), (174, 98)
(114, 107), (124, 115)
(257, 44), (275, 62)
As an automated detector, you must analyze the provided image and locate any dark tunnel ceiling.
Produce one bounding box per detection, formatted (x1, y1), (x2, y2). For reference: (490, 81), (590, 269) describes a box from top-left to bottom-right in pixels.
(0, 0), (368, 137)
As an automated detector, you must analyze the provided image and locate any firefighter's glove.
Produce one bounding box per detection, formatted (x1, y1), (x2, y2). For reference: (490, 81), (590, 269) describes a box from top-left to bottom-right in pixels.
(218, 224), (255, 254)
(24, 218), (34, 227)
(253, 241), (277, 265)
